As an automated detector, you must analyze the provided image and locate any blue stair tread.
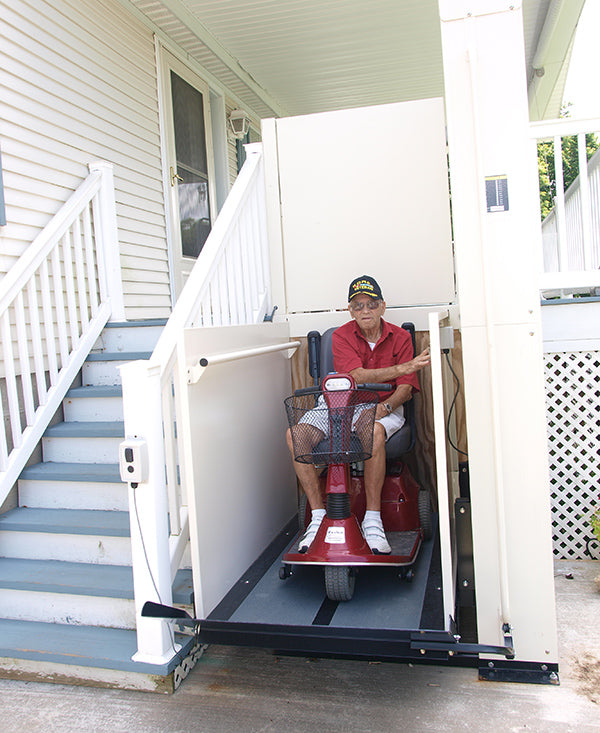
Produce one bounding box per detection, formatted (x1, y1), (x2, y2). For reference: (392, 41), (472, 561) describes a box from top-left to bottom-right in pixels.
(0, 619), (194, 675)
(103, 319), (167, 328)
(0, 507), (130, 536)
(86, 352), (152, 361)
(20, 462), (122, 483)
(44, 421), (124, 438)
(66, 385), (122, 398)
(0, 559), (193, 603)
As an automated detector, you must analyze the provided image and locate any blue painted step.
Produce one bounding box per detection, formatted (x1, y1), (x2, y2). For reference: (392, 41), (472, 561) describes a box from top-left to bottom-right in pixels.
(44, 421), (125, 438)
(0, 507), (130, 536)
(0, 558), (193, 604)
(103, 320), (167, 328)
(19, 462), (122, 483)
(66, 385), (123, 398)
(86, 352), (152, 361)
(0, 619), (195, 675)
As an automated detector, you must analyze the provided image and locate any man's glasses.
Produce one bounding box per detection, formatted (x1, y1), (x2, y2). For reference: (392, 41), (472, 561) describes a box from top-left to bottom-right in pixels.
(350, 299), (382, 312)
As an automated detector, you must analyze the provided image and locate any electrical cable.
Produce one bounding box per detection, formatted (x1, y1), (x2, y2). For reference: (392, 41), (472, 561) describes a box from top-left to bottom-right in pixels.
(443, 351), (468, 458)
(132, 487), (187, 666)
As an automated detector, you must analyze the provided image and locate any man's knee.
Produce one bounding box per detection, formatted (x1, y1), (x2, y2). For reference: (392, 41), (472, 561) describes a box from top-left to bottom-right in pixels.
(286, 427), (294, 452)
(372, 423), (387, 454)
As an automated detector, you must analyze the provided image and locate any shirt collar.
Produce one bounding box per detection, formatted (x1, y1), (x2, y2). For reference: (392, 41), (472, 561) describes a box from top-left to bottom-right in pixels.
(352, 317), (391, 345)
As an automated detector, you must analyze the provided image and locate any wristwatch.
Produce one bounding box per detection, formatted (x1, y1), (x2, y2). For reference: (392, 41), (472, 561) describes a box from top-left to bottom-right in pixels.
(383, 402), (393, 415)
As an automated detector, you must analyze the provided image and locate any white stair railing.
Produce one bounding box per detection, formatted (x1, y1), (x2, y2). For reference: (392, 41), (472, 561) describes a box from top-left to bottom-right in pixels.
(120, 143), (271, 664)
(0, 162), (124, 503)
(531, 117), (600, 295)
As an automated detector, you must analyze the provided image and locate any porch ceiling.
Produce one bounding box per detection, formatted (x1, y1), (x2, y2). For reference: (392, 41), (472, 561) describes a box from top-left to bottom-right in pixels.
(128, 0), (579, 120)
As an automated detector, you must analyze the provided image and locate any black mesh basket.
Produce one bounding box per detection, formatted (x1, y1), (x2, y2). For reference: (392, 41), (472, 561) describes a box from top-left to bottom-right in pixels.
(285, 390), (379, 464)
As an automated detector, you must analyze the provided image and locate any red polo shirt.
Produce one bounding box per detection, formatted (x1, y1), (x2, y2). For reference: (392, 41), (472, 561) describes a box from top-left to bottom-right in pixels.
(332, 318), (419, 402)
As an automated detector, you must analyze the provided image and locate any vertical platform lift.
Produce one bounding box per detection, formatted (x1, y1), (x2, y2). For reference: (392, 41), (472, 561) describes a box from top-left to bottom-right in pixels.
(162, 3), (558, 684)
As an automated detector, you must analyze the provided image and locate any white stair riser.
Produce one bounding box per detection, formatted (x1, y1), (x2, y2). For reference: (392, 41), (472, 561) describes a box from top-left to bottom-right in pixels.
(64, 396), (123, 422)
(42, 436), (122, 464)
(0, 532), (132, 565)
(0, 589), (135, 629)
(82, 361), (127, 386)
(0, 657), (176, 693)
(92, 326), (163, 353)
(18, 480), (127, 511)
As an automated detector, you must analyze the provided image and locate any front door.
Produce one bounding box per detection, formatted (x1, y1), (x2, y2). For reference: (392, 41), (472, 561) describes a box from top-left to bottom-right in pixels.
(162, 50), (217, 299)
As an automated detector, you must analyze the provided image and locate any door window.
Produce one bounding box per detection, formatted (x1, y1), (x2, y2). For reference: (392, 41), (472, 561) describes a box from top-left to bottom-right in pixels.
(171, 72), (212, 258)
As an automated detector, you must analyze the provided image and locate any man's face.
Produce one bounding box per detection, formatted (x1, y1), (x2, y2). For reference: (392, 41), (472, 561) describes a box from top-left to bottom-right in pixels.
(348, 294), (385, 332)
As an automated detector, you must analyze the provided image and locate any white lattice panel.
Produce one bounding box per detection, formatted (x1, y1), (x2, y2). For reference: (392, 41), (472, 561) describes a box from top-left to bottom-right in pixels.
(545, 351), (600, 559)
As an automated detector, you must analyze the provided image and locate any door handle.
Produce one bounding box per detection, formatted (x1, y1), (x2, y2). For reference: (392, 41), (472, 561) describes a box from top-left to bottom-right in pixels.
(170, 166), (184, 186)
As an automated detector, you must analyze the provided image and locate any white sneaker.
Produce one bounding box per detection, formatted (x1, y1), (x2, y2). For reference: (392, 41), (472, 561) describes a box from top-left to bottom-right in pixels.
(298, 512), (324, 552)
(362, 518), (391, 554)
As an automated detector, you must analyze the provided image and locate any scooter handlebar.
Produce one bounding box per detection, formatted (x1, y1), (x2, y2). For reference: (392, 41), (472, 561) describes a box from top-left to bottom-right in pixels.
(357, 383), (393, 392)
(294, 383), (392, 397)
(294, 386), (321, 396)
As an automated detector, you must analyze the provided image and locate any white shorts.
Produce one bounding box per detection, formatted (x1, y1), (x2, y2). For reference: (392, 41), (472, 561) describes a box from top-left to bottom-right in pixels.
(298, 396), (405, 441)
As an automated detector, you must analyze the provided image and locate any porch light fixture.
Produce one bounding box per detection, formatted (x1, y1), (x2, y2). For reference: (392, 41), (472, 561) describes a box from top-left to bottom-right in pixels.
(228, 109), (250, 139)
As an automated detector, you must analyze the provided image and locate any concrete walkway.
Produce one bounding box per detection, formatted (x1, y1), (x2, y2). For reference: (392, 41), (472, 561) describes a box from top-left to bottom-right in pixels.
(0, 560), (598, 732)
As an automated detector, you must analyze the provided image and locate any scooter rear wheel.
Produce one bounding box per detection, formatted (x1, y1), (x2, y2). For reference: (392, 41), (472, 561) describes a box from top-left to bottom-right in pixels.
(418, 489), (433, 541)
(324, 566), (355, 601)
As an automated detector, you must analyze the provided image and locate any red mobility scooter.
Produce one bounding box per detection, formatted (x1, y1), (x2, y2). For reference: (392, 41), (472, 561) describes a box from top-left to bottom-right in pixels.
(280, 326), (432, 601)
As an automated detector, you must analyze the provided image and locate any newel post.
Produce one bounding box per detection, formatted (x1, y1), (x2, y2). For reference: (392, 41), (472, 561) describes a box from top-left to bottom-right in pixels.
(120, 360), (178, 664)
(89, 161), (126, 322)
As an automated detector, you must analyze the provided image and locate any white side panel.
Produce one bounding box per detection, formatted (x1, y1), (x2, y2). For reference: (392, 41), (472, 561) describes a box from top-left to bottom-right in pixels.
(440, 4), (558, 663)
(276, 99), (454, 313)
(182, 322), (297, 618)
(0, 0), (170, 319)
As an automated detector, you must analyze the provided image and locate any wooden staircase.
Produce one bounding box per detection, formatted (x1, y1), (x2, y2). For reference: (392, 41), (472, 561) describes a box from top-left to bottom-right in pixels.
(0, 321), (200, 692)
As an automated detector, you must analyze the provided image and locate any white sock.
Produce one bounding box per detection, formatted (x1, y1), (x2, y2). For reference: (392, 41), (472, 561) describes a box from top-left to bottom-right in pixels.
(311, 508), (326, 523)
(363, 510), (382, 525)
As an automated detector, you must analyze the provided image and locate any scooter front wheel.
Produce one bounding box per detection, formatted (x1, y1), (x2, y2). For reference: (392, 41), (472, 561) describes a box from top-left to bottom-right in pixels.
(324, 566), (355, 601)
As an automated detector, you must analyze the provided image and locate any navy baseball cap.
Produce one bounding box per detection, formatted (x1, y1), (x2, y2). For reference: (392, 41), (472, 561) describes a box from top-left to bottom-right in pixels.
(348, 275), (383, 302)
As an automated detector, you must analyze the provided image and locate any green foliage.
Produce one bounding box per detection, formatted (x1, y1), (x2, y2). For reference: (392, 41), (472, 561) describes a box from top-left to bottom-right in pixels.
(591, 507), (600, 544)
(538, 133), (600, 219)
(537, 104), (600, 220)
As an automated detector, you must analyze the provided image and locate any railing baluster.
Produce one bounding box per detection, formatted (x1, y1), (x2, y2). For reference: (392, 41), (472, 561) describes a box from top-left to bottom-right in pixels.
(2, 310), (22, 449)
(14, 291), (35, 426)
(225, 235), (241, 325)
(83, 205), (99, 316)
(39, 258), (59, 385)
(0, 391), (8, 471)
(51, 242), (70, 367)
(210, 279), (220, 326)
(73, 215), (90, 329)
(218, 259), (229, 324)
(162, 377), (180, 536)
(62, 228), (80, 347)
(91, 192), (109, 304)
(577, 133), (593, 271)
(251, 190), (264, 295)
(27, 275), (48, 408)
(553, 136), (568, 274)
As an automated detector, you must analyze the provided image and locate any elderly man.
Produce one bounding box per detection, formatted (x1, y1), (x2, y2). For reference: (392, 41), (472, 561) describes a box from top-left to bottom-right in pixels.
(287, 275), (430, 554)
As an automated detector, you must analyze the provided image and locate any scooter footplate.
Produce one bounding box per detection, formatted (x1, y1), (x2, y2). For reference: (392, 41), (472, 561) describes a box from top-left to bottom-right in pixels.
(388, 530), (420, 556)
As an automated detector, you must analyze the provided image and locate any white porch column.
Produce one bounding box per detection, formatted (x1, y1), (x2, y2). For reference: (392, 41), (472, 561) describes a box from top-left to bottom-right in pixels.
(439, 1), (558, 664)
(120, 360), (178, 664)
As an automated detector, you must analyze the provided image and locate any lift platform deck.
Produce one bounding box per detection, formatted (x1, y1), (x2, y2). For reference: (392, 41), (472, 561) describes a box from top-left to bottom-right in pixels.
(197, 516), (464, 664)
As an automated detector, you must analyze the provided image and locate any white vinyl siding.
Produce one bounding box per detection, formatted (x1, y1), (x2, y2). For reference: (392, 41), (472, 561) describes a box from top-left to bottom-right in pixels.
(0, 0), (171, 319)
